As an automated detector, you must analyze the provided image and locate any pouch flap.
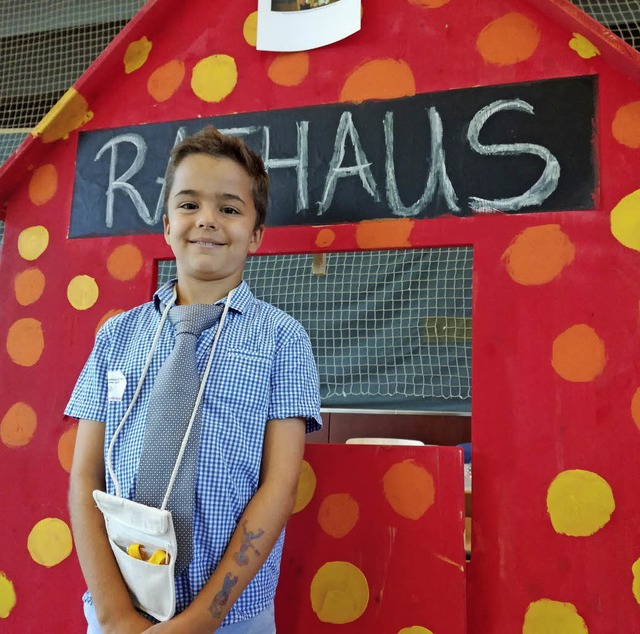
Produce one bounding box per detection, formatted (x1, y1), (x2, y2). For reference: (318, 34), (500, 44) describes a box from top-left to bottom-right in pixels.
(93, 490), (170, 536)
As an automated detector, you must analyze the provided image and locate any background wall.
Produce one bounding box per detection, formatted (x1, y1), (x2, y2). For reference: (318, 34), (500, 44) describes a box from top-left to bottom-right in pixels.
(1, 0), (640, 632)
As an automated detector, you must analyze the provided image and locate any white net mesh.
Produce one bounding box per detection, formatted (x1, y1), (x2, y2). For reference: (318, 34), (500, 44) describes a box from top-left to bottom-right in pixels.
(0, 0), (145, 163)
(158, 248), (473, 411)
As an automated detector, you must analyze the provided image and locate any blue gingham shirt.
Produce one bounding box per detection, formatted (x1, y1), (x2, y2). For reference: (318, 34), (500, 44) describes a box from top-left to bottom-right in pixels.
(65, 280), (322, 625)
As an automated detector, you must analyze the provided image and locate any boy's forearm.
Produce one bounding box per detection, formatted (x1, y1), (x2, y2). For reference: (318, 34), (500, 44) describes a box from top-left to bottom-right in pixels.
(69, 419), (149, 633)
(178, 480), (297, 633)
(69, 477), (148, 632)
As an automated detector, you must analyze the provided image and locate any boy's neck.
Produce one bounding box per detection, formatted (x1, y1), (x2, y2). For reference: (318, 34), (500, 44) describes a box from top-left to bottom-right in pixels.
(174, 276), (241, 305)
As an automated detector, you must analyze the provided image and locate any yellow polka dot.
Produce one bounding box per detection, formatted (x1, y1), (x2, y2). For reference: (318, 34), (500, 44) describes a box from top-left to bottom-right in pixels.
(611, 189), (640, 251)
(27, 518), (73, 567)
(1, 402), (37, 448)
(32, 88), (93, 143)
(546, 469), (615, 537)
(6, 318), (44, 367)
(398, 628), (434, 634)
(632, 558), (640, 604)
(569, 33), (599, 59)
(14, 267), (45, 306)
(243, 12), (258, 47)
(28, 164), (58, 206)
(310, 561), (369, 624)
(191, 55), (237, 103)
(0, 572), (16, 618)
(523, 599), (588, 633)
(124, 36), (152, 73)
(17, 226), (49, 261)
(293, 459), (316, 513)
(67, 275), (99, 311)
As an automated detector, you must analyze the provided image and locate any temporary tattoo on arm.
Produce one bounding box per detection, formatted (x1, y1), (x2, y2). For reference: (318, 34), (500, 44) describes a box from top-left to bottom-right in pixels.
(233, 520), (265, 566)
(209, 572), (239, 619)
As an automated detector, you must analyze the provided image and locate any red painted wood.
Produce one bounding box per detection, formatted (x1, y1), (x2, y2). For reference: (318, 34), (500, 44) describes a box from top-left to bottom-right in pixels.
(275, 444), (466, 633)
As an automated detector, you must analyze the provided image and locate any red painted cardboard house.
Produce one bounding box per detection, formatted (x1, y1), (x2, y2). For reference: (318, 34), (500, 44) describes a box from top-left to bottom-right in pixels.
(1, 0), (640, 631)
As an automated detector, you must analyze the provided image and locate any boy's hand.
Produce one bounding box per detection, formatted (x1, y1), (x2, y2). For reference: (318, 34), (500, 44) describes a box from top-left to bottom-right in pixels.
(143, 609), (216, 634)
(103, 610), (152, 634)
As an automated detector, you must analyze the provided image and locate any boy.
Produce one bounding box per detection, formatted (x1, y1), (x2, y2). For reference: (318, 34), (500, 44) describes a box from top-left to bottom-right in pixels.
(66, 126), (322, 633)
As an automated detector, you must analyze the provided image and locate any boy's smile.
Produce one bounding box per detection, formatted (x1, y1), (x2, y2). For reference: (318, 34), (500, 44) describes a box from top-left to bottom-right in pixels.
(164, 153), (264, 303)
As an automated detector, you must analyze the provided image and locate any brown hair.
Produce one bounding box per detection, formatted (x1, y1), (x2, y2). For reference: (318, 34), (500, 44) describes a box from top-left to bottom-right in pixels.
(163, 126), (269, 228)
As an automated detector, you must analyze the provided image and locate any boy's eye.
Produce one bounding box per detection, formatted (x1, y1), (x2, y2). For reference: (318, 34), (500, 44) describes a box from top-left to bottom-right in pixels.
(177, 202), (198, 211)
(221, 206), (240, 215)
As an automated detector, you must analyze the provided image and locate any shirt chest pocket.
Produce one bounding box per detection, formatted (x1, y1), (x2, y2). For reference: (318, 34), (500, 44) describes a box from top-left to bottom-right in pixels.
(212, 349), (272, 414)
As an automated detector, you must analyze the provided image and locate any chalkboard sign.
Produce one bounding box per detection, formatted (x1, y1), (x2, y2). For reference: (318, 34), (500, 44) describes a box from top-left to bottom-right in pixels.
(69, 75), (596, 238)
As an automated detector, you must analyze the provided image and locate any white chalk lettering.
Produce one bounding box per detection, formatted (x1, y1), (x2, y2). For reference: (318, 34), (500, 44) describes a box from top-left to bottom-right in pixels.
(384, 108), (460, 217)
(261, 122), (309, 214)
(95, 133), (154, 227)
(317, 111), (379, 215)
(467, 99), (560, 213)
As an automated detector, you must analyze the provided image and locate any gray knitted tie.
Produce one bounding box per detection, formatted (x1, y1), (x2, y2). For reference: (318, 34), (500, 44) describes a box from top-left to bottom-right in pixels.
(135, 302), (223, 575)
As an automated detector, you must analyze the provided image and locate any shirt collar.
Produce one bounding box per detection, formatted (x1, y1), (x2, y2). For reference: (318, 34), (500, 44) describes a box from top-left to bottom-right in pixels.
(153, 279), (254, 314)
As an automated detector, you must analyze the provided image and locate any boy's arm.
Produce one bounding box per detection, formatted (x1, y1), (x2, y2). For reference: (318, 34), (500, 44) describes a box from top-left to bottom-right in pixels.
(147, 416), (306, 633)
(69, 419), (152, 634)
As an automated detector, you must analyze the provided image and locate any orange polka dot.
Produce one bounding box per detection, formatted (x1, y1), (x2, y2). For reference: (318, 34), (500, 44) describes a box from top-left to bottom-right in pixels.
(1, 403), (37, 448)
(315, 228), (336, 248)
(28, 164), (58, 206)
(6, 318), (44, 367)
(502, 225), (575, 285)
(552, 324), (606, 382)
(477, 13), (540, 66)
(383, 460), (435, 520)
(14, 267), (46, 306)
(612, 102), (640, 148)
(268, 53), (310, 87)
(340, 59), (416, 103)
(58, 424), (78, 473)
(631, 388), (640, 432)
(147, 60), (185, 102)
(318, 493), (360, 538)
(409, 0), (450, 6)
(107, 244), (144, 281)
(96, 309), (125, 335)
(355, 219), (414, 249)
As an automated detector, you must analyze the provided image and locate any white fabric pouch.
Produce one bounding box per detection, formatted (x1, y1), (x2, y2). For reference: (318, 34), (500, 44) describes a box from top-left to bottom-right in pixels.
(93, 490), (177, 622)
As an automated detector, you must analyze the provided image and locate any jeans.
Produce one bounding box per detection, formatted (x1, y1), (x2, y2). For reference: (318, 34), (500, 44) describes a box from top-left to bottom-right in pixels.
(83, 601), (276, 633)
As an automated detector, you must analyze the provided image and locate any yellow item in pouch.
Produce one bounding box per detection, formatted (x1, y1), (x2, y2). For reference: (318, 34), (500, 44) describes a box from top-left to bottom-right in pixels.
(127, 543), (145, 560)
(148, 549), (170, 565)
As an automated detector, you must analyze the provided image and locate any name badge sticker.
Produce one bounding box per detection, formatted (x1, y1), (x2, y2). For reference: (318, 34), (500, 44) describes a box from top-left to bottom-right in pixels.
(107, 371), (127, 402)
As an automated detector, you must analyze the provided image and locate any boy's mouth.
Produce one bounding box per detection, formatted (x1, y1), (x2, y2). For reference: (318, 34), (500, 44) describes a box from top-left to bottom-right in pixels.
(190, 239), (225, 247)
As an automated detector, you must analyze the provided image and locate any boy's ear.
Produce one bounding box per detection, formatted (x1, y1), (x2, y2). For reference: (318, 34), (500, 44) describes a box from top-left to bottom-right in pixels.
(163, 214), (171, 245)
(248, 225), (264, 254)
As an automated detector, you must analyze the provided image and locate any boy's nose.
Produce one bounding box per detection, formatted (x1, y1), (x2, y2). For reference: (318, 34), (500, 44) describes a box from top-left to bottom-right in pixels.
(196, 208), (217, 229)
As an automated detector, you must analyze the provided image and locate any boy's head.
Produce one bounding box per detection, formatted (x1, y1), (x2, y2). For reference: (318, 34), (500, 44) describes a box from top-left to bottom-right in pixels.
(164, 126), (269, 229)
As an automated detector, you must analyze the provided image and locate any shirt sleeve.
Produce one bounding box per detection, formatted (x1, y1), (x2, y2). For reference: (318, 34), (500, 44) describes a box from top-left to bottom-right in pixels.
(267, 328), (322, 434)
(64, 323), (111, 423)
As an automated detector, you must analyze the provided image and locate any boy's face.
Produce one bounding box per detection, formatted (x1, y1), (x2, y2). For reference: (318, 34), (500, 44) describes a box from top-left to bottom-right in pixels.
(164, 153), (263, 290)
